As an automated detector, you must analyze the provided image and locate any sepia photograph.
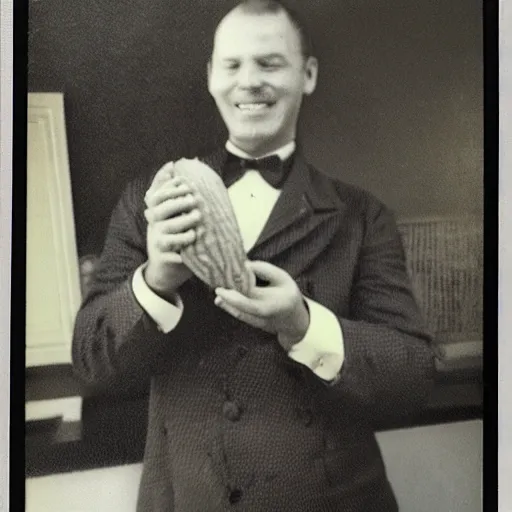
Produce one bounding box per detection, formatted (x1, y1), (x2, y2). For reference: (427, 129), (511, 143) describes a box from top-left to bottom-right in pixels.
(23, 0), (484, 510)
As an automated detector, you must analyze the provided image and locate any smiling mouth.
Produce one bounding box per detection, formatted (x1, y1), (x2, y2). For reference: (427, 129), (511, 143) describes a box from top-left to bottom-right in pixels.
(235, 102), (275, 111)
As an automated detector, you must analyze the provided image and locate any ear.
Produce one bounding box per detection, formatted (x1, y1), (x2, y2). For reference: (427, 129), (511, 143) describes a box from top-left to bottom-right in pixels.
(207, 60), (213, 93)
(303, 56), (318, 96)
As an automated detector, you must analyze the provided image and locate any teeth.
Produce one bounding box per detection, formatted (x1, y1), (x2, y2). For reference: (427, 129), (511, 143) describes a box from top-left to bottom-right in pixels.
(237, 103), (268, 111)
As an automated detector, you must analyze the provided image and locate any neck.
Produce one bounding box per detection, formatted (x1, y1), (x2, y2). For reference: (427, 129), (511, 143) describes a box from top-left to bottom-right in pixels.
(228, 138), (295, 159)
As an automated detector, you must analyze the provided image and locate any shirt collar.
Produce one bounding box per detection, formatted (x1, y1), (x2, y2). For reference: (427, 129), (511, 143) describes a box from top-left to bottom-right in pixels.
(225, 140), (296, 161)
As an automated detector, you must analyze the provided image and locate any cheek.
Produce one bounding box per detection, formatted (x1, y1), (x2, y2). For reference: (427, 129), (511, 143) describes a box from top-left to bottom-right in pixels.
(209, 84), (226, 101)
(208, 77), (232, 100)
(283, 91), (304, 114)
(272, 95), (299, 118)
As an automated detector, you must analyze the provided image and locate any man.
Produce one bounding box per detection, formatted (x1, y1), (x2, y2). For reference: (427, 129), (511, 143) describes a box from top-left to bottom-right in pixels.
(72, 1), (437, 510)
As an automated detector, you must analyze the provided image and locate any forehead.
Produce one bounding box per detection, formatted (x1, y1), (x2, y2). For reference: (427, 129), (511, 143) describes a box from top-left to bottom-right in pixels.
(212, 11), (302, 59)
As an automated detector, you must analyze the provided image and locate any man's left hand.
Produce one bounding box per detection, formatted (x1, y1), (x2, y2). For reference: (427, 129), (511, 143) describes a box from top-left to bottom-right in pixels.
(214, 261), (310, 351)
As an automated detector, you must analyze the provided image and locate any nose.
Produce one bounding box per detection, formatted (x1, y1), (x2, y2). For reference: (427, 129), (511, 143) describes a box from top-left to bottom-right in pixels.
(237, 63), (263, 89)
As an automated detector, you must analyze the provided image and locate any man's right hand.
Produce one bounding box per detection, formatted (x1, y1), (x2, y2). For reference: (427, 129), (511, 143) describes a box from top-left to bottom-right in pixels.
(143, 163), (202, 300)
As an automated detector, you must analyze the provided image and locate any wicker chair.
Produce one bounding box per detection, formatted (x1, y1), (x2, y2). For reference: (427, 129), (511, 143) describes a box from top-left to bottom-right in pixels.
(396, 216), (483, 366)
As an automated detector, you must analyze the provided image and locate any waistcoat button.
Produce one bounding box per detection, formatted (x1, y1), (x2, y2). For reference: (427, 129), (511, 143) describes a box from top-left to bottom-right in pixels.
(228, 488), (243, 504)
(223, 401), (242, 421)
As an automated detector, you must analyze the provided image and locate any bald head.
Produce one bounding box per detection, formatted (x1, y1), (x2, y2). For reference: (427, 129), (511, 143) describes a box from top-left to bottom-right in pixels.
(212, 0), (313, 61)
(206, 0), (318, 156)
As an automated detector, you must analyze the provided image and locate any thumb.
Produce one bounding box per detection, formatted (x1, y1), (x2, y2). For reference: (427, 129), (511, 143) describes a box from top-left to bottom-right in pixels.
(245, 260), (288, 285)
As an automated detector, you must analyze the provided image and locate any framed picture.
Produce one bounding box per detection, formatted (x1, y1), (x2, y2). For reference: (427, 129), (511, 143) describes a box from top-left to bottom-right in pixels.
(26, 92), (81, 367)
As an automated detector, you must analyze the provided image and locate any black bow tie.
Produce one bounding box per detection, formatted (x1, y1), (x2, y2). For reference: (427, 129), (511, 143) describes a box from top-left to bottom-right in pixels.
(222, 151), (293, 189)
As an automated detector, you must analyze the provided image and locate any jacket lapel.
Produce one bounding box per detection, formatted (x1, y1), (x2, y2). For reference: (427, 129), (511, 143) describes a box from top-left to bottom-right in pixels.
(247, 151), (346, 267)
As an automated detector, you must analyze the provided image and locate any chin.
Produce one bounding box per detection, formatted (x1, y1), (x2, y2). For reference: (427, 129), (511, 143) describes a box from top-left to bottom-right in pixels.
(232, 127), (282, 149)
(233, 136), (276, 154)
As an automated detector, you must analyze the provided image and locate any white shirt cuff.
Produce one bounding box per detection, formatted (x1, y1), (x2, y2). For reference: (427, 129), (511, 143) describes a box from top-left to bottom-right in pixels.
(131, 264), (184, 333)
(287, 297), (345, 382)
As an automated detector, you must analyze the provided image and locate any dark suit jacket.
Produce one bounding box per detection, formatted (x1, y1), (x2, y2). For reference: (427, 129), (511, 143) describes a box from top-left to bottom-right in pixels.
(72, 149), (437, 512)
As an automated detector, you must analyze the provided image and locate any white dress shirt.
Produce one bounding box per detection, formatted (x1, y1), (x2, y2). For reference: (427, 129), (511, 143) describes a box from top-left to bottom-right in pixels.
(132, 140), (345, 381)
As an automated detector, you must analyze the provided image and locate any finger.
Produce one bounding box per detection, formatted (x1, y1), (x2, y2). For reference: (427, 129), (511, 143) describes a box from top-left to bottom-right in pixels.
(246, 260), (289, 285)
(247, 266), (257, 292)
(145, 182), (193, 208)
(215, 287), (268, 317)
(153, 230), (197, 252)
(195, 224), (207, 241)
(160, 209), (202, 233)
(145, 196), (200, 223)
(214, 296), (268, 330)
(154, 162), (175, 183)
(159, 252), (184, 264)
(146, 163), (176, 196)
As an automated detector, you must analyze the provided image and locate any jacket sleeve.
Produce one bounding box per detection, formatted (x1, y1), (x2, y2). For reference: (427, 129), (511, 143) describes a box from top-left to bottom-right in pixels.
(320, 200), (439, 427)
(72, 175), (187, 391)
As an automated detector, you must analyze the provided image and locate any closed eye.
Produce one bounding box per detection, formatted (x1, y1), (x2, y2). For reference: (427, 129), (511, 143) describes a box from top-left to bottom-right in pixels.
(224, 61), (241, 70)
(258, 59), (285, 70)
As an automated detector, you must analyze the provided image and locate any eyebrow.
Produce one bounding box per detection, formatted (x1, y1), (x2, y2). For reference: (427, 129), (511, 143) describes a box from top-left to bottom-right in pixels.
(257, 53), (287, 60)
(220, 53), (288, 62)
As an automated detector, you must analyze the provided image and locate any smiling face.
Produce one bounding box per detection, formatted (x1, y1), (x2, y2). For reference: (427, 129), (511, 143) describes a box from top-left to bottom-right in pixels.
(208, 8), (318, 157)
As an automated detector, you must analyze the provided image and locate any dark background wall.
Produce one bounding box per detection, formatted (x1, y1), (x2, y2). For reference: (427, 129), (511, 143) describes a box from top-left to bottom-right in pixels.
(27, 0), (483, 257)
